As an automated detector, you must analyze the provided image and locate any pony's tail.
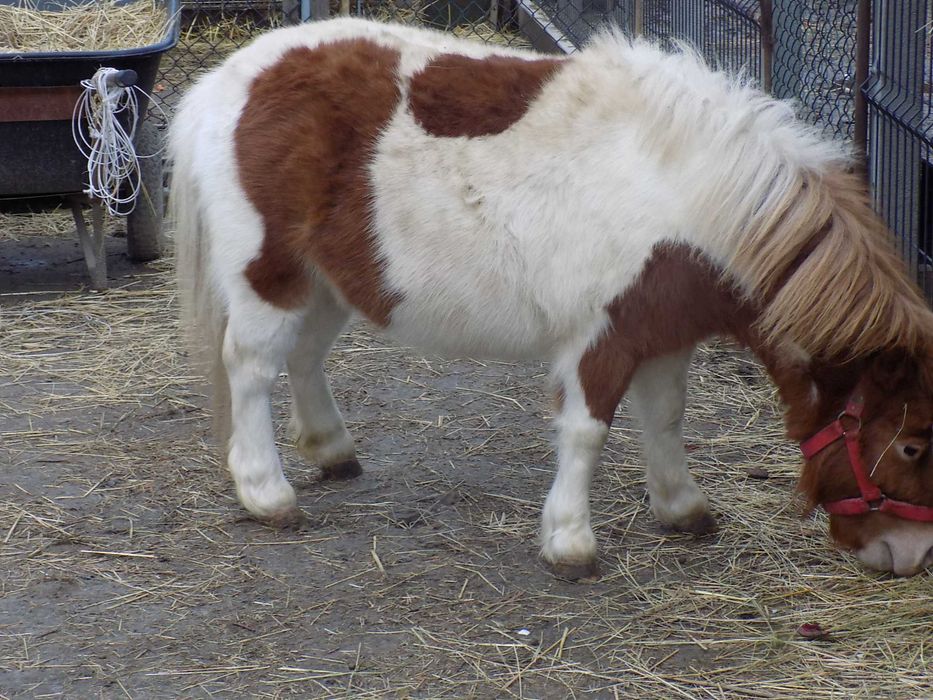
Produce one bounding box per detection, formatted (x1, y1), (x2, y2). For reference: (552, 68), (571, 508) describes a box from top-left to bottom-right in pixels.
(169, 96), (231, 452)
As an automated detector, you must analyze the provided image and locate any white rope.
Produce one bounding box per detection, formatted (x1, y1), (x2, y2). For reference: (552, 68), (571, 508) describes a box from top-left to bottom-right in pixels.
(870, 402), (908, 478)
(72, 67), (147, 216)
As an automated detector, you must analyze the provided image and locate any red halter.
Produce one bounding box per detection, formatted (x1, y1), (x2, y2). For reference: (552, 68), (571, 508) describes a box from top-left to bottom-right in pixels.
(800, 394), (933, 522)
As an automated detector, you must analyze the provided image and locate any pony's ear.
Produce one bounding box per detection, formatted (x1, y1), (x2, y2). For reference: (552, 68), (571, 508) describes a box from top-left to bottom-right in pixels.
(867, 349), (915, 393)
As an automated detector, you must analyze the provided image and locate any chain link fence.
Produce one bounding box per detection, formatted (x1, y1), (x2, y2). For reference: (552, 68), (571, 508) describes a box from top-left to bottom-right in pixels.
(154, 0), (933, 298)
(153, 1), (283, 117)
(768, 1), (859, 140)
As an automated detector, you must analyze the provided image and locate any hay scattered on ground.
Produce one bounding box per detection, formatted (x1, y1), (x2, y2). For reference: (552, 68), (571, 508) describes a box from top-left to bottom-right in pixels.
(1, 213), (930, 697)
(0, 0), (172, 53)
(0, 209), (76, 242)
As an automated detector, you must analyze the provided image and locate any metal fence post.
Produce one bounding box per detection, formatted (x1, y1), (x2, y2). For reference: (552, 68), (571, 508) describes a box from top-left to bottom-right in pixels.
(852, 0), (871, 158)
(868, 0), (925, 278)
(671, 0), (704, 49)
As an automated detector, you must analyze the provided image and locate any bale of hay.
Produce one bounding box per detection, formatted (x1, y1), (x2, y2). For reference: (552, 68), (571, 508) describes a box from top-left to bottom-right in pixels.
(0, 0), (171, 53)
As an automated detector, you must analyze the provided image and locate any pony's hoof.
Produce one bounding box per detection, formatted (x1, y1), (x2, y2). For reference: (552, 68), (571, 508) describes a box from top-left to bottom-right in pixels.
(672, 511), (718, 536)
(321, 458), (363, 481)
(263, 507), (308, 530)
(545, 558), (601, 582)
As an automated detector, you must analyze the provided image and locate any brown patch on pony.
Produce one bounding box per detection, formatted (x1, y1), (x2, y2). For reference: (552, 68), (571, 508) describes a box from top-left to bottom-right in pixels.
(578, 244), (757, 425)
(409, 53), (564, 138)
(733, 167), (933, 365)
(235, 40), (402, 324)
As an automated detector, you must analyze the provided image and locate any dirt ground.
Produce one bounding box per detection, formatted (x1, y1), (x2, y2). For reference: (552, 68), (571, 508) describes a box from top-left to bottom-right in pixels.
(1, 215), (931, 699)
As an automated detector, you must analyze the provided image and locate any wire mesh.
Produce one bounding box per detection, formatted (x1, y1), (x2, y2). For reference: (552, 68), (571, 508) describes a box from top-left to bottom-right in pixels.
(702, 2), (761, 81)
(358, 0), (531, 46)
(771, 0), (858, 140)
(152, 1), (284, 120)
(864, 0), (931, 297)
(664, 1), (761, 81)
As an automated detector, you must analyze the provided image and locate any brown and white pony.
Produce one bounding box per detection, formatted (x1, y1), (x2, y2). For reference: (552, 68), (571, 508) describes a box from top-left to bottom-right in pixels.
(171, 18), (933, 577)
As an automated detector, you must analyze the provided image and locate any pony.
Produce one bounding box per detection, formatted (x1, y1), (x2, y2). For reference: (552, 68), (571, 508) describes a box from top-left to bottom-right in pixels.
(170, 18), (933, 577)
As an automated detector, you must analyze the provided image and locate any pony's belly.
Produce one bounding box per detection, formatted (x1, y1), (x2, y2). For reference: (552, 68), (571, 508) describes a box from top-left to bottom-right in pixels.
(385, 295), (554, 360)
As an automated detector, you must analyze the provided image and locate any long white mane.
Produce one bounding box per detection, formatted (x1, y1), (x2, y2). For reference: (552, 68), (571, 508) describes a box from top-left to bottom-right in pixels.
(580, 29), (932, 360)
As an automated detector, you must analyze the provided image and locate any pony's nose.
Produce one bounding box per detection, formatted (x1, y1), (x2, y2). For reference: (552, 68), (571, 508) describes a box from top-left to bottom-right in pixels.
(880, 534), (933, 577)
(855, 525), (933, 576)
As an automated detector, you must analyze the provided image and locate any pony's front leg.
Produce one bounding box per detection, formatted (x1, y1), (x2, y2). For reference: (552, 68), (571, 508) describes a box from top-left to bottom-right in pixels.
(224, 300), (303, 525)
(540, 369), (612, 579)
(628, 348), (716, 534)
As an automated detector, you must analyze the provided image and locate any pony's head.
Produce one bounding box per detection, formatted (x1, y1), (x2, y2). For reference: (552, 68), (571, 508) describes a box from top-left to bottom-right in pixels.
(799, 351), (933, 576)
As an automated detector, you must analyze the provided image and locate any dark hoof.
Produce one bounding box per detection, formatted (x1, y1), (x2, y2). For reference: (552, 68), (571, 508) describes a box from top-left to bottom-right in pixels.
(321, 458), (363, 481)
(672, 511), (718, 536)
(263, 507), (308, 530)
(546, 559), (601, 582)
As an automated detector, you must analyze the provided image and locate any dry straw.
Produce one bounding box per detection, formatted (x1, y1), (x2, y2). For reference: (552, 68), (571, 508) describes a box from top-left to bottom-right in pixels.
(0, 0), (171, 53)
(0, 209), (75, 241)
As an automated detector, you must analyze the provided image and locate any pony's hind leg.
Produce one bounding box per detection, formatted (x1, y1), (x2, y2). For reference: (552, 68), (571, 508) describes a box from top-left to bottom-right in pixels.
(223, 295), (303, 525)
(286, 280), (359, 479)
(628, 348), (717, 534)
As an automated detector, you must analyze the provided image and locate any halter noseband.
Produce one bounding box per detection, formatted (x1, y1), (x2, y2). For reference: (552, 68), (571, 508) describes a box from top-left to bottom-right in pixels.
(800, 393), (933, 522)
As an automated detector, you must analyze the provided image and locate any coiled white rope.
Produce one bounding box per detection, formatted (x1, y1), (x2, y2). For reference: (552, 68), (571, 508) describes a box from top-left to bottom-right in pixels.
(72, 67), (145, 216)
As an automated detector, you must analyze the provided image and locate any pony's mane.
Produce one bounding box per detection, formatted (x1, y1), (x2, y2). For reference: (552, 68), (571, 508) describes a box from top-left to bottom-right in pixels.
(735, 167), (933, 365)
(579, 31), (933, 368)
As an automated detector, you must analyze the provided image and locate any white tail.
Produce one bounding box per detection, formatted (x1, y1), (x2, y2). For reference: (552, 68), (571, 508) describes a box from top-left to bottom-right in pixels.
(169, 90), (231, 446)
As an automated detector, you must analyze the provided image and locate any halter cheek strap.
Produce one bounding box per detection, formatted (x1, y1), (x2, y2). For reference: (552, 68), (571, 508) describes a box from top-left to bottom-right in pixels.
(800, 394), (933, 523)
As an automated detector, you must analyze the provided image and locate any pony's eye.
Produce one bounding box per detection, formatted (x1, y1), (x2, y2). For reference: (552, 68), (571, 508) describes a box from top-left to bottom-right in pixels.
(898, 442), (926, 461)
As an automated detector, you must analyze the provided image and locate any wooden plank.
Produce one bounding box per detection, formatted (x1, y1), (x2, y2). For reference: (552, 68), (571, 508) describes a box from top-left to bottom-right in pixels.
(0, 86), (83, 123)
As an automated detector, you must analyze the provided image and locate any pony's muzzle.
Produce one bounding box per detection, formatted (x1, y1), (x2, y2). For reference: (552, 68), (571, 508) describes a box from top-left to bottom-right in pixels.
(854, 522), (933, 576)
